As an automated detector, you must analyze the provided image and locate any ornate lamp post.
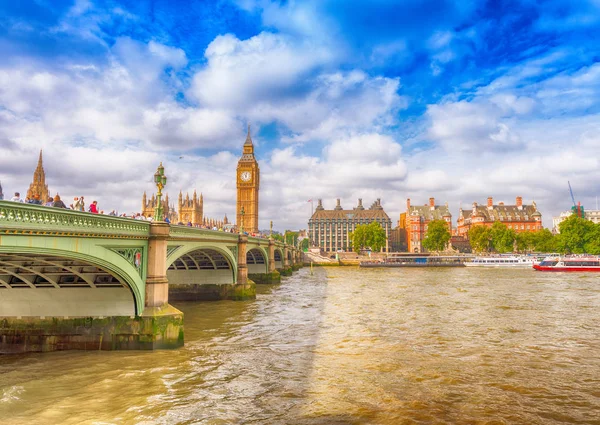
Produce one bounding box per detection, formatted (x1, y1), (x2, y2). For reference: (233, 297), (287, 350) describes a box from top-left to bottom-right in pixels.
(270, 220), (273, 238)
(239, 206), (245, 234)
(153, 162), (167, 222)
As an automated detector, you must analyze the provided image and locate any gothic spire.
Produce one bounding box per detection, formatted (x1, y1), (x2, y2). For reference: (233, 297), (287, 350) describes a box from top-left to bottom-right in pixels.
(37, 149), (43, 169)
(244, 123), (253, 146)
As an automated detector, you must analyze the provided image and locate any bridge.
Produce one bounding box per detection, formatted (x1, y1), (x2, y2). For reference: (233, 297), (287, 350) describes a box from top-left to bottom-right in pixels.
(0, 201), (304, 353)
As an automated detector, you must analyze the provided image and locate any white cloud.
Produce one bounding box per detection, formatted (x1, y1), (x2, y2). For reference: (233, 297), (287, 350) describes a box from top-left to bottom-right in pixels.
(189, 32), (404, 144)
(191, 32), (334, 110)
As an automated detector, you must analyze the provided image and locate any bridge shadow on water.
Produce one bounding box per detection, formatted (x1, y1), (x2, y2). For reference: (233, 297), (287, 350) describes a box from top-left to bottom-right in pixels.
(0, 267), (374, 425)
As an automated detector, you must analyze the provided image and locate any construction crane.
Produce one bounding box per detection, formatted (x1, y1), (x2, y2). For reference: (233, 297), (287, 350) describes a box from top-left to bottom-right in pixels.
(568, 181), (585, 218)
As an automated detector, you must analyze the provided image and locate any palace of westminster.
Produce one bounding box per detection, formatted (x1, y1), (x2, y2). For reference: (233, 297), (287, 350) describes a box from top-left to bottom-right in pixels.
(12, 127), (595, 254)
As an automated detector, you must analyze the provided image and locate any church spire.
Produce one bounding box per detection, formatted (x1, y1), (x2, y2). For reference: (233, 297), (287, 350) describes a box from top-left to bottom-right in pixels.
(27, 149), (50, 203)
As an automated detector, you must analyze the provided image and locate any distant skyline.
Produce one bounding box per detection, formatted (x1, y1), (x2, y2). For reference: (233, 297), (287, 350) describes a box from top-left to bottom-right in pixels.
(0, 0), (599, 230)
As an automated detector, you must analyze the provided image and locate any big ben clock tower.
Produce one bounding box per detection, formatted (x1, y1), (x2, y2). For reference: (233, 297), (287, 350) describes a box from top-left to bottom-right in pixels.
(237, 125), (260, 233)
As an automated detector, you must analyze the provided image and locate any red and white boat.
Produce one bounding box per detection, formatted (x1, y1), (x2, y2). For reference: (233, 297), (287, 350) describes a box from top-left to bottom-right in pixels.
(533, 255), (600, 272)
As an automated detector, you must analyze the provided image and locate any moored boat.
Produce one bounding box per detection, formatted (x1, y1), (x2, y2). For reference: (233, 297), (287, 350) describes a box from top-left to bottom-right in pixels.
(464, 256), (536, 268)
(533, 255), (600, 272)
(360, 255), (468, 267)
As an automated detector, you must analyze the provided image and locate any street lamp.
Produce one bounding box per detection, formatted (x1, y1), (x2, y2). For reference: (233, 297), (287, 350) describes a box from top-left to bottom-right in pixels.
(270, 220), (273, 238)
(239, 206), (245, 234)
(153, 162), (167, 222)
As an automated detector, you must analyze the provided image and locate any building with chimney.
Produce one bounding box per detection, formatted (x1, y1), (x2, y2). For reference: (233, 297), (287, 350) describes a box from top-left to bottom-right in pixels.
(308, 198), (392, 252)
(26, 150), (51, 203)
(457, 196), (542, 237)
(404, 198), (452, 253)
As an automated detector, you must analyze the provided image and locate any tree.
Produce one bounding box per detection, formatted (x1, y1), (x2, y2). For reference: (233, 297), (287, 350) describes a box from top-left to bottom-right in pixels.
(533, 228), (556, 253)
(490, 222), (516, 253)
(350, 222), (387, 253)
(422, 219), (451, 252)
(284, 231), (299, 246)
(468, 226), (492, 253)
(515, 231), (536, 253)
(557, 215), (596, 254)
(300, 238), (309, 250)
(583, 224), (600, 255)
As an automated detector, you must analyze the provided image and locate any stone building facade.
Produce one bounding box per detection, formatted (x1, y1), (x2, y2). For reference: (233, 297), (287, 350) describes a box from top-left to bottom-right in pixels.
(142, 190), (228, 227)
(27, 150), (51, 203)
(457, 196), (542, 236)
(308, 198), (392, 252)
(404, 198), (452, 253)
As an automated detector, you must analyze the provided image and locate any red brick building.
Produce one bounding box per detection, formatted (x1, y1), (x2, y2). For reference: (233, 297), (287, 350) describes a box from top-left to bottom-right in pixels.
(457, 196), (542, 237)
(404, 198), (452, 253)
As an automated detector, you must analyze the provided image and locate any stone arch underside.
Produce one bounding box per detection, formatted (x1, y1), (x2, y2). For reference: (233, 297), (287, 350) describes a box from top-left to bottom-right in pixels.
(167, 248), (235, 285)
(274, 248), (283, 269)
(0, 252), (136, 317)
(247, 248), (267, 274)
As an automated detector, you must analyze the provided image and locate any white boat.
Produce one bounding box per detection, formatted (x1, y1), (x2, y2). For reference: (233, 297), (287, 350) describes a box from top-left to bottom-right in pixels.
(464, 256), (536, 267)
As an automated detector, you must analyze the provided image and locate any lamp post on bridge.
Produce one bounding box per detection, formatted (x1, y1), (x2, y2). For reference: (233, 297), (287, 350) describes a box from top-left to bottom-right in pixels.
(153, 163), (167, 222)
(270, 220), (273, 238)
(239, 206), (245, 234)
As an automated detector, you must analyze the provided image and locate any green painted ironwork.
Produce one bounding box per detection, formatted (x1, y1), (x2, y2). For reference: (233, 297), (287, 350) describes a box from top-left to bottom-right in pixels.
(167, 245), (182, 257)
(109, 247), (145, 277)
(0, 201), (150, 238)
(227, 245), (238, 260)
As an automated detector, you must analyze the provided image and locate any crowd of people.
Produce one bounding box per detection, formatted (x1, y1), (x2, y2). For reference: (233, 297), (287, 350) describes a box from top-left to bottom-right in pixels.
(4, 190), (268, 237)
(8, 192), (102, 213)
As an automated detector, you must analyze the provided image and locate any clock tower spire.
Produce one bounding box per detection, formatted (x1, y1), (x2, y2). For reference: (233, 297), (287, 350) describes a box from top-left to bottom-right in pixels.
(237, 125), (260, 233)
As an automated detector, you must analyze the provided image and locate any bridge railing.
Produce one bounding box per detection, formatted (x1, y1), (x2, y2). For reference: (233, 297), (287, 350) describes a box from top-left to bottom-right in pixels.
(168, 225), (240, 242)
(168, 225), (288, 248)
(0, 201), (151, 238)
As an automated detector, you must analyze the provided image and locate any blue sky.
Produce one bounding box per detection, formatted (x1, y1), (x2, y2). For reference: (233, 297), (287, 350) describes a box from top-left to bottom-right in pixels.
(1, 0), (599, 230)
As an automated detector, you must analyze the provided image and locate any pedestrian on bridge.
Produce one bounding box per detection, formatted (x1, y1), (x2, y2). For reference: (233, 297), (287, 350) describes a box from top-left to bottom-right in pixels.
(52, 194), (67, 209)
(10, 192), (24, 202)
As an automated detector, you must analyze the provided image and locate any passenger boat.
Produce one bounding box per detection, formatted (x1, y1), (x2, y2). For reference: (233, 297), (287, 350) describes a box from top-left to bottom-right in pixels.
(533, 255), (600, 272)
(464, 256), (536, 268)
(360, 255), (469, 268)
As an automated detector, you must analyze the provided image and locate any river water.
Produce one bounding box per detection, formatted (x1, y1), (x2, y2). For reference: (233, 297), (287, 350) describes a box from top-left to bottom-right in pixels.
(1, 267), (600, 424)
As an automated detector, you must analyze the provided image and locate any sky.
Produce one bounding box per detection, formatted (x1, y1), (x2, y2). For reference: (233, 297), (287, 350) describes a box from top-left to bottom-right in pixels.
(0, 0), (599, 231)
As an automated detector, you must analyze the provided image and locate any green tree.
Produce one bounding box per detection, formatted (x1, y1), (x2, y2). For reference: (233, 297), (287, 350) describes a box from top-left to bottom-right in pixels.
(422, 219), (451, 252)
(468, 226), (492, 253)
(490, 222), (516, 253)
(350, 222), (387, 253)
(533, 228), (557, 253)
(557, 215), (595, 253)
(300, 238), (309, 250)
(583, 223), (600, 255)
(515, 231), (536, 252)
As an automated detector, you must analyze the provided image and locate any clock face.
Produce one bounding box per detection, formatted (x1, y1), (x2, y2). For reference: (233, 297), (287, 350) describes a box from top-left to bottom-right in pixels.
(240, 171), (252, 182)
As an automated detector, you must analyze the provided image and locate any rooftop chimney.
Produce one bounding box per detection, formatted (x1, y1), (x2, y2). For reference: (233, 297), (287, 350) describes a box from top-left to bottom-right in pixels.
(316, 199), (324, 211)
(335, 198), (343, 210)
(516, 196), (523, 209)
(487, 197), (493, 208)
(429, 197), (435, 209)
(407, 198), (411, 210)
(356, 198), (364, 210)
